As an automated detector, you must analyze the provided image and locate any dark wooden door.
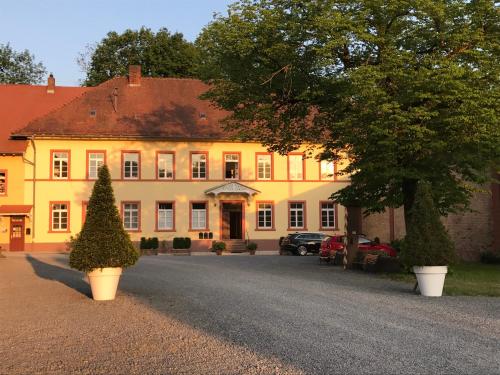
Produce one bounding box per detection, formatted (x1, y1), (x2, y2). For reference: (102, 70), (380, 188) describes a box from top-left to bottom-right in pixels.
(229, 211), (242, 239)
(221, 210), (231, 239)
(10, 216), (25, 251)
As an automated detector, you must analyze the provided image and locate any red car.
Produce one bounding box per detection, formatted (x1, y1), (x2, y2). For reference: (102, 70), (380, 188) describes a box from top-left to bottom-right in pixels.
(320, 235), (397, 260)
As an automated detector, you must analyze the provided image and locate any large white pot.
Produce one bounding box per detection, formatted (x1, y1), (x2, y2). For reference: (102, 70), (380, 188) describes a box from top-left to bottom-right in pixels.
(87, 267), (122, 301)
(413, 266), (447, 297)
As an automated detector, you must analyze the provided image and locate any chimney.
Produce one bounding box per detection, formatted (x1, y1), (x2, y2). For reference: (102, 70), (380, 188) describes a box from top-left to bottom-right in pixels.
(128, 65), (141, 86)
(47, 74), (55, 94)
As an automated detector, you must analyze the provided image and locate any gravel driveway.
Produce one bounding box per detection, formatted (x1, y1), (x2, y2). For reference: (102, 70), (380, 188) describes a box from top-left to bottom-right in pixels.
(1, 254), (499, 375)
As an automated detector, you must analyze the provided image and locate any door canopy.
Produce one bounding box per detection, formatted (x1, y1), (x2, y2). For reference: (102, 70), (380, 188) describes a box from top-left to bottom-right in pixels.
(205, 182), (260, 205)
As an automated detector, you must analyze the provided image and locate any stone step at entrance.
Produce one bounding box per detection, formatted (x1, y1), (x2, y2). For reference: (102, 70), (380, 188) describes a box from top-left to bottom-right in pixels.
(224, 240), (247, 253)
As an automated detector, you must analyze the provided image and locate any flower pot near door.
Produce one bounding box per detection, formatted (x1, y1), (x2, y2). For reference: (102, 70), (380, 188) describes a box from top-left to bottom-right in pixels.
(87, 267), (122, 301)
(413, 266), (447, 297)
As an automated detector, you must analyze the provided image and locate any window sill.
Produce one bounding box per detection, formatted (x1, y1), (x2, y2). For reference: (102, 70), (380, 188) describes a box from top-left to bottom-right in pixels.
(255, 228), (276, 231)
(155, 229), (176, 232)
(319, 227), (339, 231)
(48, 230), (70, 233)
(188, 228), (210, 232)
(287, 227), (307, 231)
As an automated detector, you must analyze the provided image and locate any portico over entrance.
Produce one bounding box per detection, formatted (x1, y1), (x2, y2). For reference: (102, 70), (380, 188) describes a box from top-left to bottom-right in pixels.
(205, 182), (260, 240)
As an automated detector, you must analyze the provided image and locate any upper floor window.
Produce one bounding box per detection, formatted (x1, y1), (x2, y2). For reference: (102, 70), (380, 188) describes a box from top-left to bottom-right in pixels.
(51, 151), (70, 179)
(257, 202), (274, 230)
(256, 153), (272, 180)
(320, 160), (335, 181)
(289, 201), (305, 229)
(123, 152), (140, 179)
(50, 202), (69, 232)
(0, 170), (6, 195)
(87, 151), (105, 180)
(288, 154), (304, 180)
(191, 202), (208, 230)
(157, 202), (174, 231)
(320, 202), (336, 229)
(157, 152), (174, 180)
(224, 153), (240, 180)
(191, 152), (207, 180)
(122, 202), (140, 231)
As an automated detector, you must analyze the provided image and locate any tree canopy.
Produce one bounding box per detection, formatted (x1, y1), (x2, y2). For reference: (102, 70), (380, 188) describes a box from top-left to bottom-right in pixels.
(79, 27), (200, 86)
(197, 0), (500, 225)
(0, 43), (46, 84)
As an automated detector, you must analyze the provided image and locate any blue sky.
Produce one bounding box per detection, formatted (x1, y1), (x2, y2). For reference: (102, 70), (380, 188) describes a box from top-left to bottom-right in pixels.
(0, 0), (233, 86)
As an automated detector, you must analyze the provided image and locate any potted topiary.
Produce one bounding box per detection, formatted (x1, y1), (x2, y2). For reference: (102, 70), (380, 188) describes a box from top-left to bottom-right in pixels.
(213, 241), (226, 255)
(69, 165), (139, 301)
(400, 181), (456, 297)
(247, 242), (258, 255)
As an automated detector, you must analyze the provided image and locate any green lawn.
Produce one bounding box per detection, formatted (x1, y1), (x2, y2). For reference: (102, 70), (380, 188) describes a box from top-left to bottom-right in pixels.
(382, 263), (500, 297)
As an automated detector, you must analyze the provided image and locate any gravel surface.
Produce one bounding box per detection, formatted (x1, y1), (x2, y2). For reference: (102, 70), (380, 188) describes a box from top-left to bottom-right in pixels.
(1, 254), (499, 375)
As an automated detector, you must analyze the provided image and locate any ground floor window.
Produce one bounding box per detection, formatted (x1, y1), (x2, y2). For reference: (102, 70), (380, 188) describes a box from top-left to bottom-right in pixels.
(157, 202), (174, 231)
(122, 202), (140, 231)
(191, 202), (208, 230)
(50, 202), (69, 231)
(320, 202), (336, 229)
(289, 201), (306, 229)
(0, 170), (6, 195)
(256, 202), (274, 229)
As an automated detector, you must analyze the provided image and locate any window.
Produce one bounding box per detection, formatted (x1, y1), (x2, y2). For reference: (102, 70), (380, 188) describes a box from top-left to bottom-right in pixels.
(320, 202), (336, 229)
(256, 202), (274, 230)
(0, 170), (6, 195)
(289, 202), (305, 229)
(157, 202), (174, 231)
(122, 202), (140, 231)
(320, 160), (335, 180)
(51, 151), (69, 179)
(87, 151), (105, 179)
(191, 152), (207, 180)
(224, 153), (240, 180)
(50, 202), (69, 232)
(256, 153), (272, 180)
(157, 152), (174, 180)
(288, 154), (304, 180)
(191, 202), (208, 230)
(123, 152), (140, 179)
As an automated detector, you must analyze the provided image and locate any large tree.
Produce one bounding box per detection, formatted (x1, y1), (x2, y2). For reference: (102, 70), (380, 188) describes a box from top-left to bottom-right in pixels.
(79, 27), (200, 86)
(197, 0), (500, 227)
(0, 43), (46, 84)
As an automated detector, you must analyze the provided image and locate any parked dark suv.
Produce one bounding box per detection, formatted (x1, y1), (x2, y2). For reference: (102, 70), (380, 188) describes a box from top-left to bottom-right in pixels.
(280, 232), (329, 256)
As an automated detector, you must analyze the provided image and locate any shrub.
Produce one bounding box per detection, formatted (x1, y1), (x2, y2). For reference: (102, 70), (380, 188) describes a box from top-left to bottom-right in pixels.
(184, 237), (191, 249)
(140, 237), (147, 250)
(212, 241), (226, 252)
(173, 237), (191, 249)
(150, 237), (159, 250)
(246, 242), (258, 251)
(480, 251), (500, 264)
(390, 238), (405, 253)
(69, 165), (139, 273)
(400, 181), (456, 267)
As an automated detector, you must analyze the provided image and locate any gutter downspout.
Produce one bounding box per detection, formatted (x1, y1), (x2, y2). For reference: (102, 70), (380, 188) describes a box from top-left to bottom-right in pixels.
(30, 136), (36, 244)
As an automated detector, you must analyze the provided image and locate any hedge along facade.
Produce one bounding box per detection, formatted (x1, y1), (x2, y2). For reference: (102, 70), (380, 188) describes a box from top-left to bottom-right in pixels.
(5, 66), (349, 251)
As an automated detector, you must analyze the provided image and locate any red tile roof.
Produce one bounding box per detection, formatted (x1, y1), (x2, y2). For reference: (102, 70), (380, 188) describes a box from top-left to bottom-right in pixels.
(14, 77), (231, 140)
(0, 83), (88, 153)
(0, 205), (32, 215)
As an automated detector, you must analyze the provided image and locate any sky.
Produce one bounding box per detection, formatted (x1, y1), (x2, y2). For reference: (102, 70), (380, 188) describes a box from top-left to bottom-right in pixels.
(0, 0), (234, 86)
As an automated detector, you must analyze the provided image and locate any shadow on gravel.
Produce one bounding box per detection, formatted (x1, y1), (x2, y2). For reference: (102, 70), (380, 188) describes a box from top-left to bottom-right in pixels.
(26, 255), (91, 298)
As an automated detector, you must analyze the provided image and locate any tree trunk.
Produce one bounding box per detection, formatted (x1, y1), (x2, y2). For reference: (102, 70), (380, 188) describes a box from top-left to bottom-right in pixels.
(402, 178), (418, 232)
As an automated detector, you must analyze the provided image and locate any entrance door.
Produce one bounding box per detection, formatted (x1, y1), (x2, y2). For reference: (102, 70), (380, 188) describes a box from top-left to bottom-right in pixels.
(10, 216), (25, 251)
(221, 202), (243, 240)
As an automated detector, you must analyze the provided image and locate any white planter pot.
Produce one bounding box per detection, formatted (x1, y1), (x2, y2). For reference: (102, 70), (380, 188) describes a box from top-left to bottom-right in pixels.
(413, 266), (447, 297)
(87, 267), (122, 301)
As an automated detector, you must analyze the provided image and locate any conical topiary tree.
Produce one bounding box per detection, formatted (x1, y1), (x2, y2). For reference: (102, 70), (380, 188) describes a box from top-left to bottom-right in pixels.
(69, 165), (139, 272)
(400, 181), (456, 267)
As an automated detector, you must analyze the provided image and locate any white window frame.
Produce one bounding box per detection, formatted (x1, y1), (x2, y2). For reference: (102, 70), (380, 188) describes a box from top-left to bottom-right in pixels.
(320, 160), (335, 180)
(289, 202), (305, 229)
(123, 203), (139, 230)
(191, 153), (207, 180)
(321, 202), (336, 229)
(257, 202), (273, 229)
(288, 154), (304, 180)
(224, 153), (240, 180)
(191, 202), (207, 230)
(88, 152), (105, 180)
(257, 154), (272, 180)
(52, 151), (69, 179)
(157, 153), (174, 180)
(51, 203), (69, 231)
(123, 152), (139, 179)
(157, 202), (174, 230)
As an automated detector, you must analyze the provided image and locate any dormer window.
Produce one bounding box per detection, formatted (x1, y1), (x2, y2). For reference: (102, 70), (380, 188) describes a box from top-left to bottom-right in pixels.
(89, 109), (97, 118)
(199, 112), (207, 120)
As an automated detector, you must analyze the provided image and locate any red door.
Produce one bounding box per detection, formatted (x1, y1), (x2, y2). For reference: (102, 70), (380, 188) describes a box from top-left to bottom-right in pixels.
(10, 216), (25, 251)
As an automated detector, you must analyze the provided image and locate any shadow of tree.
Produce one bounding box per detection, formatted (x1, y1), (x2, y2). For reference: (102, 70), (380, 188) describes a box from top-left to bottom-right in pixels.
(26, 255), (91, 298)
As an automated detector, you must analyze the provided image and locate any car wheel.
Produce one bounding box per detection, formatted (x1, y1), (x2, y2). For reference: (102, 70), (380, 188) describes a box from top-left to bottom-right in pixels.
(298, 245), (308, 256)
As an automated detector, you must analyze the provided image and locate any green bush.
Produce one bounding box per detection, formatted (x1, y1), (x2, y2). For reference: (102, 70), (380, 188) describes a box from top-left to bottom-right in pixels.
(173, 237), (191, 249)
(389, 238), (405, 253)
(69, 165), (139, 272)
(246, 242), (258, 251)
(480, 251), (500, 264)
(150, 237), (159, 250)
(400, 181), (456, 267)
(184, 237), (191, 249)
(140, 237), (147, 249)
(212, 241), (226, 252)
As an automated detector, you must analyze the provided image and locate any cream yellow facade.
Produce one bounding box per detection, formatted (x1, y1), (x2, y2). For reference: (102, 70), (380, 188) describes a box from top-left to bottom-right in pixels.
(12, 138), (348, 251)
